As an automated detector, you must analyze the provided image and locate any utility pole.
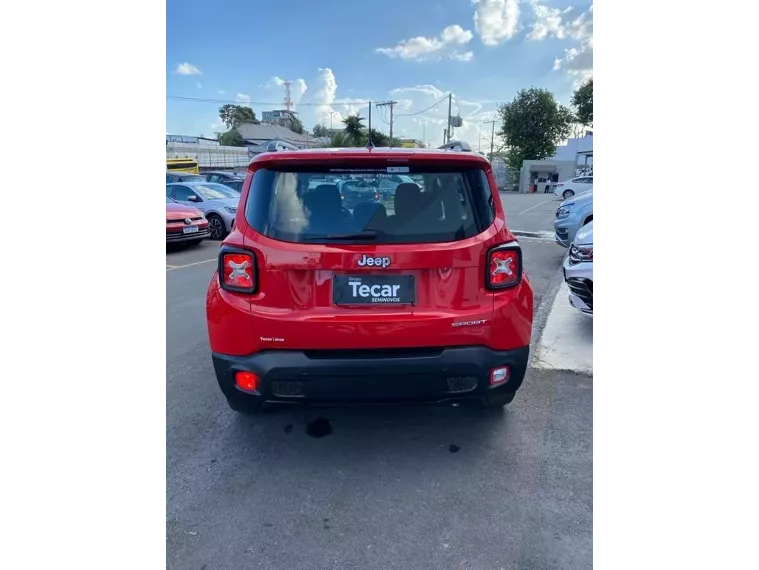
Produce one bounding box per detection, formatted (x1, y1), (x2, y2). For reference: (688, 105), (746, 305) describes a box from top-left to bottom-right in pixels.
(483, 120), (497, 160)
(446, 93), (453, 143)
(367, 101), (373, 147)
(375, 100), (398, 145)
(328, 110), (335, 131)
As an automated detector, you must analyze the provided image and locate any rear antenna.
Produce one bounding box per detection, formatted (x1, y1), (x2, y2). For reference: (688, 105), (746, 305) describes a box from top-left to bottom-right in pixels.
(366, 101), (374, 148)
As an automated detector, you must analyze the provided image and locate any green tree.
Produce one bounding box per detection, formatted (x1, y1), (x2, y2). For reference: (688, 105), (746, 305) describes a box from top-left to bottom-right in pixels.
(217, 128), (245, 147)
(218, 104), (256, 129)
(364, 128), (389, 147)
(497, 87), (573, 172)
(329, 132), (350, 147)
(342, 114), (365, 144)
(571, 78), (593, 127)
(313, 124), (330, 137)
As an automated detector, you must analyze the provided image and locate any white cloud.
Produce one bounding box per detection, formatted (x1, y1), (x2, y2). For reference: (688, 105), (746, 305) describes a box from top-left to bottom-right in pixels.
(306, 67), (346, 127)
(527, 1), (568, 40)
(539, 5), (592, 84)
(236, 93), (251, 104)
(450, 51), (474, 62)
(528, 2), (592, 42)
(260, 76), (285, 88)
(176, 62), (201, 75)
(375, 24), (473, 61)
(290, 78), (308, 109)
(472, 0), (520, 46)
(390, 84), (447, 99)
(553, 38), (593, 86)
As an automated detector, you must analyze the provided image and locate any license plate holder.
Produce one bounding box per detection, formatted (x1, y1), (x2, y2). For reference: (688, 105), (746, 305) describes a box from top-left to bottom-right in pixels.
(183, 226), (199, 234)
(333, 275), (415, 306)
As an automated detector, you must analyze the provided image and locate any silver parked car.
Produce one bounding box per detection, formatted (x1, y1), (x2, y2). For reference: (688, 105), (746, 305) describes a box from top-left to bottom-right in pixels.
(554, 191), (593, 247)
(562, 221), (593, 315)
(166, 182), (239, 240)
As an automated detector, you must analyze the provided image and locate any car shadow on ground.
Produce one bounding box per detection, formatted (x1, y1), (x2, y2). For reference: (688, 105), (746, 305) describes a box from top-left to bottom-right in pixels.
(218, 402), (515, 466)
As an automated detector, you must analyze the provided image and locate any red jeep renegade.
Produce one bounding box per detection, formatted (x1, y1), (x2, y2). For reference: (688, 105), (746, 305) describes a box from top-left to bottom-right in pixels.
(206, 145), (533, 413)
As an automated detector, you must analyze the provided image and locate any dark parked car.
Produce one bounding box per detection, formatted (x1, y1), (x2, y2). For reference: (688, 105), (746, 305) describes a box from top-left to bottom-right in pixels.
(203, 171), (245, 184)
(221, 179), (243, 193)
(166, 172), (205, 183)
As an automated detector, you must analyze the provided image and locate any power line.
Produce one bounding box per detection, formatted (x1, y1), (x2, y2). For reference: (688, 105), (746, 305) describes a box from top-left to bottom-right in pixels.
(375, 100), (398, 141)
(167, 95), (372, 107)
(395, 96), (449, 117)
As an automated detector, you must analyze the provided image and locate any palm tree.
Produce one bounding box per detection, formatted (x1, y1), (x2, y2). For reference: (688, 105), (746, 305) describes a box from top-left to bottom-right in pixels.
(342, 114), (365, 145)
(366, 128), (389, 147)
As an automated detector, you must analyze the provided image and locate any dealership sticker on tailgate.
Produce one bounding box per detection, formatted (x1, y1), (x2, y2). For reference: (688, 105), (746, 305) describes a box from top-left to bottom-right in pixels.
(333, 275), (415, 305)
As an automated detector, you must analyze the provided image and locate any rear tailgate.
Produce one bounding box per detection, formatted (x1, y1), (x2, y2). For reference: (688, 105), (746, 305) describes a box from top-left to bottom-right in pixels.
(242, 231), (498, 351)
(236, 151), (515, 352)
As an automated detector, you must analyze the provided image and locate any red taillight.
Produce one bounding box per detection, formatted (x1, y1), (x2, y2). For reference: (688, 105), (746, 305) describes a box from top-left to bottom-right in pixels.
(219, 248), (257, 293)
(487, 245), (522, 289)
(235, 371), (258, 392)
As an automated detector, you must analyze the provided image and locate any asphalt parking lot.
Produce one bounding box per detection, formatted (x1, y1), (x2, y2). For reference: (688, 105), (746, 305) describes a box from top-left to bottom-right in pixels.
(166, 193), (591, 569)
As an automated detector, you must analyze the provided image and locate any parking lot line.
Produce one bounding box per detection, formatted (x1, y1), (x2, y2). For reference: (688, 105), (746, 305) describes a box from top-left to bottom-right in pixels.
(517, 198), (556, 215)
(166, 258), (217, 271)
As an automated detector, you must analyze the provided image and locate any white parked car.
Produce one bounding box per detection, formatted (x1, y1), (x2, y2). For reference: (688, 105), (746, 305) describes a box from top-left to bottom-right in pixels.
(562, 221), (593, 315)
(553, 175), (593, 200)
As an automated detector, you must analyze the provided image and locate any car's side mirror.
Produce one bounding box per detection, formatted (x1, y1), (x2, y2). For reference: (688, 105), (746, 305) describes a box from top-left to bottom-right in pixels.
(188, 195), (200, 202)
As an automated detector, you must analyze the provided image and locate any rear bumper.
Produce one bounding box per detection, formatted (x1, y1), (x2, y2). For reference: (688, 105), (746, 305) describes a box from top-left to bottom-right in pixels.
(166, 227), (210, 242)
(212, 345), (530, 407)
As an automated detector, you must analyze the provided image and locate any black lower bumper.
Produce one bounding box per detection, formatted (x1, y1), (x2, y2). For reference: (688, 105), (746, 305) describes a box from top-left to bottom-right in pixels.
(212, 345), (530, 407)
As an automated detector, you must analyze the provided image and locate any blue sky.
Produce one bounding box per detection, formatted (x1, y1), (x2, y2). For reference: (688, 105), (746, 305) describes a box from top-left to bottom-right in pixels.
(167, 0), (593, 148)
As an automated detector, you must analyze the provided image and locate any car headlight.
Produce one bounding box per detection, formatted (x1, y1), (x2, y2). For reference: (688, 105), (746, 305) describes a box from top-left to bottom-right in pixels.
(225, 207), (237, 214)
(569, 244), (593, 263)
(557, 205), (573, 219)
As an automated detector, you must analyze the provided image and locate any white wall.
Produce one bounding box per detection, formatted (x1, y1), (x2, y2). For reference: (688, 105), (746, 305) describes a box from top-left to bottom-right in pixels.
(552, 134), (593, 164)
(166, 142), (249, 168)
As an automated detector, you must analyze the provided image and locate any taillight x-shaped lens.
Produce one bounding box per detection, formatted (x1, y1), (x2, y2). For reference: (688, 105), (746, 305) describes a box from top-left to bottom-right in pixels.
(221, 252), (255, 291)
(489, 249), (521, 288)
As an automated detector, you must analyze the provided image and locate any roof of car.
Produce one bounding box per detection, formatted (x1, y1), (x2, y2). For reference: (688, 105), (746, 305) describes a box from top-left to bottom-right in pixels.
(248, 147), (489, 171)
(204, 171), (243, 176)
(167, 181), (226, 186)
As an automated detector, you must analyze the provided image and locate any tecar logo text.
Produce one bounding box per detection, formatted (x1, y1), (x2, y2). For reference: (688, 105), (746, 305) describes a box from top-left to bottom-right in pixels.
(357, 254), (391, 268)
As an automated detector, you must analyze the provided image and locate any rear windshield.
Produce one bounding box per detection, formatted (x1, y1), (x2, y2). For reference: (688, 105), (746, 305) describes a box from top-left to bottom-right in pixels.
(245, 167), (495, 244)
(193, 184), (238, 200)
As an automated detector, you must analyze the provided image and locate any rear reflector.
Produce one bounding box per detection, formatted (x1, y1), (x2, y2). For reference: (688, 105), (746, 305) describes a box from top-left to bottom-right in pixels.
(219, 247), (257, 293)
(235, 371), (259, 392)
(487, 244), (522, 289)
(490, 366), (511, 386)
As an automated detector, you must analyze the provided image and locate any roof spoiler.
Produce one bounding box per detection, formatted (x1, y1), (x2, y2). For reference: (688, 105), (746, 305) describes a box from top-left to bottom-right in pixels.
(437, 140), (472, 151)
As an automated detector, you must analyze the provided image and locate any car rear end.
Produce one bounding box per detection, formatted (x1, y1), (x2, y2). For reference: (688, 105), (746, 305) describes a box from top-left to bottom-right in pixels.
(340, 182), (380, 209)
(206, 149), (534, 412)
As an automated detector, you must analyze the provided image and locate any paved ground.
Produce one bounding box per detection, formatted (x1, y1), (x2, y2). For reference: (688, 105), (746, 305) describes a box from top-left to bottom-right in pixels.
(499, 191), (561, 235)
(166, 201), (591, 569)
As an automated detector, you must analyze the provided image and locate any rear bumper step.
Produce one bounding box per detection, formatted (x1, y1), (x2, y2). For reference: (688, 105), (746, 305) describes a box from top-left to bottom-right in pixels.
(212, 345), (530, 406)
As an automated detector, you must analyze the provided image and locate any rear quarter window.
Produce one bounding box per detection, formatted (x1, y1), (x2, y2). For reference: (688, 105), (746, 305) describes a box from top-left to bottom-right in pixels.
(244, 167), (495, 245)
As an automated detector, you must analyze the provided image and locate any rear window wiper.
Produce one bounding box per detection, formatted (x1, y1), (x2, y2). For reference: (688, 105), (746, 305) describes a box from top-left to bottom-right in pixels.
(307, 230), (379, 241)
